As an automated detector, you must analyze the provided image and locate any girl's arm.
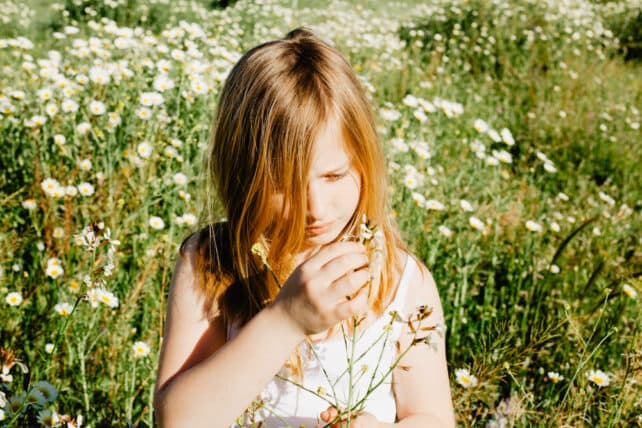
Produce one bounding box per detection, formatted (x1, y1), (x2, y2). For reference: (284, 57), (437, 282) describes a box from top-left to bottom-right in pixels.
(389, 255), (455, 427)
(154, 236), (371, 428)
(154, 235), (305, 427)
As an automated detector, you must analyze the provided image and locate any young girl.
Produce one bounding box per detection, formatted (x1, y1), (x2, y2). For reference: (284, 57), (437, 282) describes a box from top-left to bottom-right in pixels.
(154, 28), (455, 428)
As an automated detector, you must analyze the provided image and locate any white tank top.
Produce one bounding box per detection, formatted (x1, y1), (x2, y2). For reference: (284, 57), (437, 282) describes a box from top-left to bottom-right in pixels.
(227, 255), (415, 427)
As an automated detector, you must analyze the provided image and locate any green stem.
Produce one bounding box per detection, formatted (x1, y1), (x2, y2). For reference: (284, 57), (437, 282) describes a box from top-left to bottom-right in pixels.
(346, 315), (358, 428)
(274, 374), (336, 407)
(304, 337), (340, 405)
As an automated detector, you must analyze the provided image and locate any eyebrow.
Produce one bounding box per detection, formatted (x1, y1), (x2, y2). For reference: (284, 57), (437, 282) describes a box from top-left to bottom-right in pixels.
(321, 162), (350, 175)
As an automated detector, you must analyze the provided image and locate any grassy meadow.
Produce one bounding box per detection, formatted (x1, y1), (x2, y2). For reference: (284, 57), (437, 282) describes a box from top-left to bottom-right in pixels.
(0, 0), (641, 426)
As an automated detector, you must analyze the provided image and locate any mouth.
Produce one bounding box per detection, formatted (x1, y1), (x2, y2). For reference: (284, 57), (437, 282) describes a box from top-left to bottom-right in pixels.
(305, 221), (333, 236)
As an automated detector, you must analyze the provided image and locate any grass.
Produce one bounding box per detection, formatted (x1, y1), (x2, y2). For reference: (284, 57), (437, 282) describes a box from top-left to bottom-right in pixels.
(0, 0), (640, 426)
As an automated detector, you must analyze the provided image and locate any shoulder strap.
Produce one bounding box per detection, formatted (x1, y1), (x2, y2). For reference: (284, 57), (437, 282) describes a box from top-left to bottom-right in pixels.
(386, 254), (415, 314)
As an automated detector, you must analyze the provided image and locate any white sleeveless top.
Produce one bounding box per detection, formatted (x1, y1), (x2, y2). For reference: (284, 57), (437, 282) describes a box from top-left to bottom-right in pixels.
(227, 255), (416, 427)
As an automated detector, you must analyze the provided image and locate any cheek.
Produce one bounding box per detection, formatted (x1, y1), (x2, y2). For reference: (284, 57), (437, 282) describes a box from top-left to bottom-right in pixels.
(342, 172), (361, 210)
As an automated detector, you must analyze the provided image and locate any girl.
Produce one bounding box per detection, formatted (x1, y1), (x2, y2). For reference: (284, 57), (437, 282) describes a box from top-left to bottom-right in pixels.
(154, 27), (455, 428)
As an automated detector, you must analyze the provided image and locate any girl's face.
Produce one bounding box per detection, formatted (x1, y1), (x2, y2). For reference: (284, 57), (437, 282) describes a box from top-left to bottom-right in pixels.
(272, 115), (362, 253)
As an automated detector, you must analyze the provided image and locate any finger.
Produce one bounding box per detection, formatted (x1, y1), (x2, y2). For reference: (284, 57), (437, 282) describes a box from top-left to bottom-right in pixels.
(320, 410), (329, 422)
(304, 241), (366, 271)
(334, 282), (370, 320)
(331, 266), (370, 301)
(329, 407), (339, 420)
(319, 252), (369, 285)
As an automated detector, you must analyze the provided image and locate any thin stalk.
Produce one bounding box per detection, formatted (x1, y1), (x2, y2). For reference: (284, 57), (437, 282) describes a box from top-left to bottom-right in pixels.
(304, 337), (340, 405)
(346, 315), (358, 427)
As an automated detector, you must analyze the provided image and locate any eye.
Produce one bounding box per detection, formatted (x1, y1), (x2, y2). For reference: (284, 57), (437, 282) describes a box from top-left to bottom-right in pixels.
(325, 172), (347, 182)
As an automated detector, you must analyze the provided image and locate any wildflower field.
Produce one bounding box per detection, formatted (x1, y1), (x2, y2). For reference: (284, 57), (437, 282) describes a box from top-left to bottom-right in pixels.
(1, 0), (641, 426)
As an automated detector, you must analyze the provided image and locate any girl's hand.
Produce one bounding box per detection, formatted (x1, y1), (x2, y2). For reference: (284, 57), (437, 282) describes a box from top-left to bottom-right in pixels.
(273, 241), (370, 336)
(320, 406), (380, 428)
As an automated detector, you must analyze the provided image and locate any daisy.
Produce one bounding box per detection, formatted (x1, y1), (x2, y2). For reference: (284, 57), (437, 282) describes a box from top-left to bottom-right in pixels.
(474, 118), (488, 133)
(108, 112), (121, 127)
(411, 192), (426, 207)
(153, 75), (175, 91)
(79, 159), (92, 171)
(54, 302), (73, 316)
(37, 87), (53, 101)
(163, 146), (178, 158)
(65, 185), (78, 196)
(98, 289), (119, 308)
(132, 341), (151, 358)
(37, 409), (59, 426)
(78, 182), (95, 196)
(61, 98), (79, 112)
(549, 264), (560, 274)
(33, 381), (58, 403)
(6, 292), (23, 306)
(45, 103), (59, 117)
(492, 149), (512, 164)
(485, 156), (499, 166)
(380, 108), (401, 121)
(53, 227), (64, 238)
(548, 371), (564, 384)
(89, 66), (110, 85)
(525, 220), (543, 233)
(137, 141), (152, 158)
(391, 138), (409, 152)
(156, 59), (171, 73)
(22, 199), (37, 210)
(76, 122), (91, 135)
(469, 216), (486, 233)
(403, 175), (418, 190)
(622, 284), (637, 299)
(139, 91), (164, 106)
(402, 94), (419, 107)
(31, 115), (47, 127)
(455, 368), (478, 388)
(25, 388), (47, 407)
(181, 213), (197, 226)
(41, 178), (62, 196)
(586, 369), (610, 387)
(425, 199), (445, 211)
(136, 107), (152, 120)
(149, 216), (165, 230)
(413, 108), (427, 123)
(543, 162), (557, 173)
(190, 79), (208, 95)
(438, 225), (453, 238)
(46, 263), (63, 279)
(89, 100), (106, 115)
(45, 343), (54, 354)
(173, 172), (187, 185)
(54, 134), (66, 144)
(500, 128), (515, 146)
(487, 129), (502, 143)
(598, 191), (615, 206)
(459, 199), (474, 212)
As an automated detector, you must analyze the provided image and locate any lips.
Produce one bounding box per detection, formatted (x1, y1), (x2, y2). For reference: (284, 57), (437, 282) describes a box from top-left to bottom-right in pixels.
(305, 221), (333, 235)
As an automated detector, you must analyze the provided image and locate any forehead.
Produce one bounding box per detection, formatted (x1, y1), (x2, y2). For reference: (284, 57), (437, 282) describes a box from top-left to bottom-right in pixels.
(309, 116), (352, 174)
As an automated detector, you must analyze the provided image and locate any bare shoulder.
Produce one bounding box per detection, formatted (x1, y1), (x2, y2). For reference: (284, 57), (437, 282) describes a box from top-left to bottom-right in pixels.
(155, 225), (228, 397)
(397, 250), (445, 323)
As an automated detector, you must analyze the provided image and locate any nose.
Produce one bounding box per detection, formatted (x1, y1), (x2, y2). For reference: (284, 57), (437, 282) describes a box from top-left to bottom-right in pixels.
(306, 180), (327, 223)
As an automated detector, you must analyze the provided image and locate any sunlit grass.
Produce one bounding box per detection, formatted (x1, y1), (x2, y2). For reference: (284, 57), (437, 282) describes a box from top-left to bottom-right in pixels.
(0, 0), (640, 426)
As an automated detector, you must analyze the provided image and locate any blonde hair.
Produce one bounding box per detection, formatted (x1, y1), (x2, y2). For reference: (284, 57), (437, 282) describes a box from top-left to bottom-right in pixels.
(182, 27), (407, 380)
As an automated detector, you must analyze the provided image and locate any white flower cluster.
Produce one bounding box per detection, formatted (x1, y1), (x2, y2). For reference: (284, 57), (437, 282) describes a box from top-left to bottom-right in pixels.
(72, 222), (121, 308)
(357, 214), (384, 291)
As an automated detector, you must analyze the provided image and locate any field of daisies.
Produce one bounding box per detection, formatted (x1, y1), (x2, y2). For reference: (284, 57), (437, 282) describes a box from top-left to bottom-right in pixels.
(1, 0), (641, 426)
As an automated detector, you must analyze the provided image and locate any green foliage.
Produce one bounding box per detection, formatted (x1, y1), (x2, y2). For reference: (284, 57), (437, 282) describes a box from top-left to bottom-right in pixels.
(0, 0), (640, 426)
